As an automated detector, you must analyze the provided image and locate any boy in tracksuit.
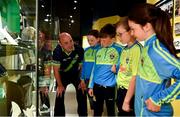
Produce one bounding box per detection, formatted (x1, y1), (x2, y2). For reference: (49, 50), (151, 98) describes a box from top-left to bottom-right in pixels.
(88, 24), (123, 116)
(80, 29), (100, 110)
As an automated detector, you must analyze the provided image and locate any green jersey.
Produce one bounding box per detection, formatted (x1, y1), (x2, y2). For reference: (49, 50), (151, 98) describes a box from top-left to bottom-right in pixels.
(117, 41), (142, 89)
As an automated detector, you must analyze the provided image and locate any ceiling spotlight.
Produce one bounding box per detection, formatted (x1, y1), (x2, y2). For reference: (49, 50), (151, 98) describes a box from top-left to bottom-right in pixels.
(74, 0), (77, 3)
(44, 19), (49, 22)
(71, 20), (74, 23)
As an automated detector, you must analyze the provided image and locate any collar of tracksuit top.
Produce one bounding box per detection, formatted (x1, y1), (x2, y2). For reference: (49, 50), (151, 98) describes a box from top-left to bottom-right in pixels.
(144, 33), (156, 47)
(135, 34), (180, 116)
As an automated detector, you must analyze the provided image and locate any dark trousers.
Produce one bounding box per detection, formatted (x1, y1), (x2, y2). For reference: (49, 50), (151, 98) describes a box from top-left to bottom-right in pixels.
(93, 83), (116, 116)
(116, 88), (135, 116)
(54, 77), (87, 116)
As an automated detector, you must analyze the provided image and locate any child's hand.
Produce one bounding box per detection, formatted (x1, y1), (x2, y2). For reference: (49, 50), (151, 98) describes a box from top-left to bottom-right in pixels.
(88, 89), (94, 97)
(111, 65), (116, 73)
(119, 66), (126, 72)
(145, 98), (161, 112)
(122, 101), (132, 112)
(78, 80), (87, 94)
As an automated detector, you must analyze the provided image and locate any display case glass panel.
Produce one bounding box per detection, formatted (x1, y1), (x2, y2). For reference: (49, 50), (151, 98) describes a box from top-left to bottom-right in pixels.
(0, 0), (37, 116)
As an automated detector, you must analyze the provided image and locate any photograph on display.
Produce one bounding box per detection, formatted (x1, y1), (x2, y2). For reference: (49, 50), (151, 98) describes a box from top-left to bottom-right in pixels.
(175, 22), (180, 35)
(155, 0), (173, 18)
(174, 0), (180, 36)
(173, 0), (180, 51)
(175, 0), (180, 16)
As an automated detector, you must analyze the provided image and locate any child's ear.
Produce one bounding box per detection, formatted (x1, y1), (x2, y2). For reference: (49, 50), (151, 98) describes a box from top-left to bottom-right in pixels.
(143, 22), (152, 33)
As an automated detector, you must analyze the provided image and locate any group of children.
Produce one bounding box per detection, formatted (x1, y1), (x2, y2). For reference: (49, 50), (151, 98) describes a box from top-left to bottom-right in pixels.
(80, 3), (180, 117)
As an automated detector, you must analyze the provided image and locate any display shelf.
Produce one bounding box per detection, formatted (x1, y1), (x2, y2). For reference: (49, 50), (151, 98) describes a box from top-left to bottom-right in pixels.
(17, 40), (35, 49)
(7, 69), (35, 76)
(0, 45), (29, 57)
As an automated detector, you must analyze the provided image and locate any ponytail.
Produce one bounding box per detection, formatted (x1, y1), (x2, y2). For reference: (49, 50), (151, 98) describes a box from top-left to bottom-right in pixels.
(128, 3), (178, 58)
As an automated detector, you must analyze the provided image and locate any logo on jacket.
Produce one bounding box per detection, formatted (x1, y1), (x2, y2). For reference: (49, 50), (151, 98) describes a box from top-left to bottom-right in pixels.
(110, 53), (115, 59)
(97, 54), (101, 58)
(63, 57), (71, 61)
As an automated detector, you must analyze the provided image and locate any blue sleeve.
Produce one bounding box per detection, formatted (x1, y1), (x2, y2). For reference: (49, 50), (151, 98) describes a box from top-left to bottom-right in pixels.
(116, 44), (123, 73)
(150, 80), (180, 105)
(149, 41), (180, 105)
(88, 65), (95, 89)
(176, 94), (180, 99)
(80, 47), (90, 80)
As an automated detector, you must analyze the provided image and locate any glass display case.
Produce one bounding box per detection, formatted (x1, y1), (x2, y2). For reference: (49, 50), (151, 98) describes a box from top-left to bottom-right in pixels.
(1, 0), (178, 116)
(38, 0), (58, 116)
(0, 0), (36, 116)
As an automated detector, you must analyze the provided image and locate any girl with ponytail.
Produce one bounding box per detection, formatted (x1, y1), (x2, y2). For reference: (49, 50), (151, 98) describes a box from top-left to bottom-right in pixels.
(123, 3), (180, 116)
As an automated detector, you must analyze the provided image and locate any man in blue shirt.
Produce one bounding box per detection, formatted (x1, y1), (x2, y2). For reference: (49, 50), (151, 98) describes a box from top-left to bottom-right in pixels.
(53, 32), (87, 116)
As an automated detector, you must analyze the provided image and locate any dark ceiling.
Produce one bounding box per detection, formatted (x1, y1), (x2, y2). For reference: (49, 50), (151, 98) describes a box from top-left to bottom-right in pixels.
(20, 0), (36, 16)
(80, 0), (146, 35)
(38, 0), (146, 40)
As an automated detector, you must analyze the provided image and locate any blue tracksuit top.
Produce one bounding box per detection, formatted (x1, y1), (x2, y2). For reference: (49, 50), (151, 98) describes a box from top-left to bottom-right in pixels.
(135, 34), (180, 116)
(81, 44), (100, 80)
(88, 43), (123, 88)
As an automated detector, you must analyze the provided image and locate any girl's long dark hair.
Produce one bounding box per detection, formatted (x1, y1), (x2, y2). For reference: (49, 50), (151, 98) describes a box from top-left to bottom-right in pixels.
(128, 3), (178, 58)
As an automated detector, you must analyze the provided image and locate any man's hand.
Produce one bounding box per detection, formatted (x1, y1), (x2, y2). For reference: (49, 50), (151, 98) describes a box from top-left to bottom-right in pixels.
(56, 85), (65, 97)
(78, 80), (87, 94)
(145, 98), (161, 112)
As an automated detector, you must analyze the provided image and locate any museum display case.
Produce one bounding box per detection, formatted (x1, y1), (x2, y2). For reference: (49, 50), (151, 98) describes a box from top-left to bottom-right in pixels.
(0, 0), (36, 116)
(0, 0), (179, 116)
